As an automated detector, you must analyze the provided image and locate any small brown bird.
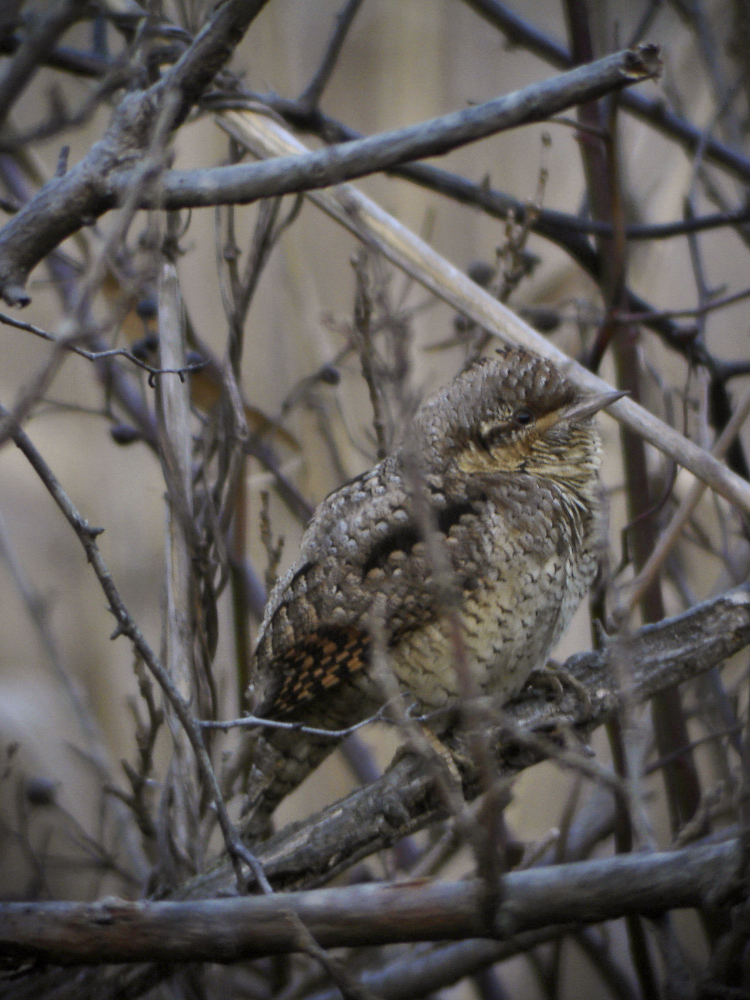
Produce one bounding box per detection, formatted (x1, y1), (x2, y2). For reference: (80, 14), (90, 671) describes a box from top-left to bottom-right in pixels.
(243, 349), (620, 833)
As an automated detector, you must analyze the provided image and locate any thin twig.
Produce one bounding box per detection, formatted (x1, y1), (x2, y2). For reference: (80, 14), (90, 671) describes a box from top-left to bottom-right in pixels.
(0, 399), (270, 896)
(198, 703), (392, 738)
(620, 385), (750, 619)
(0, 308), (207, 377)
(298, 0), (366, 109)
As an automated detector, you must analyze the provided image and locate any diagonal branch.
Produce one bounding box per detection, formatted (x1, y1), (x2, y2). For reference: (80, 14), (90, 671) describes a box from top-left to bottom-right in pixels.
(297, 0), (367, 110)
(222, 108), (750, 519)
(462, 0), (750, 184)
(0, 0), (86, 126)
(144, 46), (661, 209)
(186, 582), (750, 897)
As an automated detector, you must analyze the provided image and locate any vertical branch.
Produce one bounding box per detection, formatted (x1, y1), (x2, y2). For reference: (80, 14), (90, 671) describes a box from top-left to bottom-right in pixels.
(563, 0), (700, 834)
(352, 251), (388, 460)
(214, 188), (303, 708)
(562, 0), (699, 990)
(155, 220), (202, 879)
(614, 332), (702, 832)
(229, 459), (254, 706)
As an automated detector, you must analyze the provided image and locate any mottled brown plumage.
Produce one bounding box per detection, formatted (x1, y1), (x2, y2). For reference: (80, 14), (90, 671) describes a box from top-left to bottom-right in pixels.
(243, 349), (618, 833)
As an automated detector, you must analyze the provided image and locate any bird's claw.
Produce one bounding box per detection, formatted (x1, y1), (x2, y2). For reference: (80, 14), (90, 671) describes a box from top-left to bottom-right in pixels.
(526, 661), (592, 715)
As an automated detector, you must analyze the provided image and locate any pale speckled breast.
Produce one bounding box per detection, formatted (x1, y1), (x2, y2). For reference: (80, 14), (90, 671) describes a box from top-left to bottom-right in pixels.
(388, 485), (601, 711)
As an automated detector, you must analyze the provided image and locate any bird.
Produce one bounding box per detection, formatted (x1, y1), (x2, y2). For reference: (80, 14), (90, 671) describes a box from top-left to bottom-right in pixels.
(241, 348), (620, 836)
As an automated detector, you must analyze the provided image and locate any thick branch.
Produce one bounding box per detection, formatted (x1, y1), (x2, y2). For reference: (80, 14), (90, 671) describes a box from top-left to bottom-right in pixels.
(0, 0), (272, 305)
(253, 96), (741, 389)
(0, 46), (658, 306)
(265, 98), (750, 243)
(0, 840), (740, 965)
(147, 46), (660, 208)
(14, 0), (750, 187)
(187, 582), (750, 896)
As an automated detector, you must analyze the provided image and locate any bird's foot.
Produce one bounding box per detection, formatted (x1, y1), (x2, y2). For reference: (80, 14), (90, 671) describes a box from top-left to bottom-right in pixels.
(392, 723), (466, 789)
(422, 726), (465, 785)
(526, 660), (592, 715)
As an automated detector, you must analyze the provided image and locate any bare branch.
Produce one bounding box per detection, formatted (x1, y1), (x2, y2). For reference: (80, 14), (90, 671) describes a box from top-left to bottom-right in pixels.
(620, 386), (750, 619)
(190, 582), (750, 896)
(305, 927), (578, 1000)
(462, 0), (750, 184)
(0, 0), (85, 126)
(154, 231), (202, 878)
(224, 108), (750, 518)
(0, 0), (273, 306)
(0, 839), (740, 965)
(0, 46), (660, 306)
(298, 0), (367, 110)
(148, 47), (661, 211)
(0, 399), (268, 895)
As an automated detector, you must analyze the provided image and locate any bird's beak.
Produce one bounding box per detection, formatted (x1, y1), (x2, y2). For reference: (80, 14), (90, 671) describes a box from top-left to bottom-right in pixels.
(562, 388), (629, 423)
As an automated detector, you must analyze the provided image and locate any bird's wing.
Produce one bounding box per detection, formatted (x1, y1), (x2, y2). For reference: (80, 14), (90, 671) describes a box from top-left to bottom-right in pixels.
(250, 470), (497, 721)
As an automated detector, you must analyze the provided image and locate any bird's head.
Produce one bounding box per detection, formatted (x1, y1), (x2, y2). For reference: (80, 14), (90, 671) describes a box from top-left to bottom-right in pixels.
(410, 350), (623, 493)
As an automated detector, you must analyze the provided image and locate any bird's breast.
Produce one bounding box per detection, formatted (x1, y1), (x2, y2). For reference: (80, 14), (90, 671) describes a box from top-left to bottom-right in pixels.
(389, 487), (600, 711)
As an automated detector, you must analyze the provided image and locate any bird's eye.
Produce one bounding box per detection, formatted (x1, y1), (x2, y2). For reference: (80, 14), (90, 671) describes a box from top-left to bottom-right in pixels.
(476, 408), (534, 451)
(513, 407), (535, 427)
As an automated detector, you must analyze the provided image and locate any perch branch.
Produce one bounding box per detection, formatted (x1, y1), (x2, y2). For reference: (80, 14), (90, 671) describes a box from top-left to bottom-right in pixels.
(187, 582), (750, 896)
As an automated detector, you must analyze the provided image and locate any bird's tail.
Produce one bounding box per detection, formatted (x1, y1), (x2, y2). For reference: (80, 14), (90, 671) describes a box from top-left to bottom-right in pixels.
(239, 728), (342, 842)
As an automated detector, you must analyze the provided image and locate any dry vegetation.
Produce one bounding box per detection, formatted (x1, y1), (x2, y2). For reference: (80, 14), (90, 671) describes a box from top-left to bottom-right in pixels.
(1, 1), (750, 998)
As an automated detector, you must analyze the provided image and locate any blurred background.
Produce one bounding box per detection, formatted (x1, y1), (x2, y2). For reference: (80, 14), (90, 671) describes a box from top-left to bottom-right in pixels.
(1, 1), (749, 996)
